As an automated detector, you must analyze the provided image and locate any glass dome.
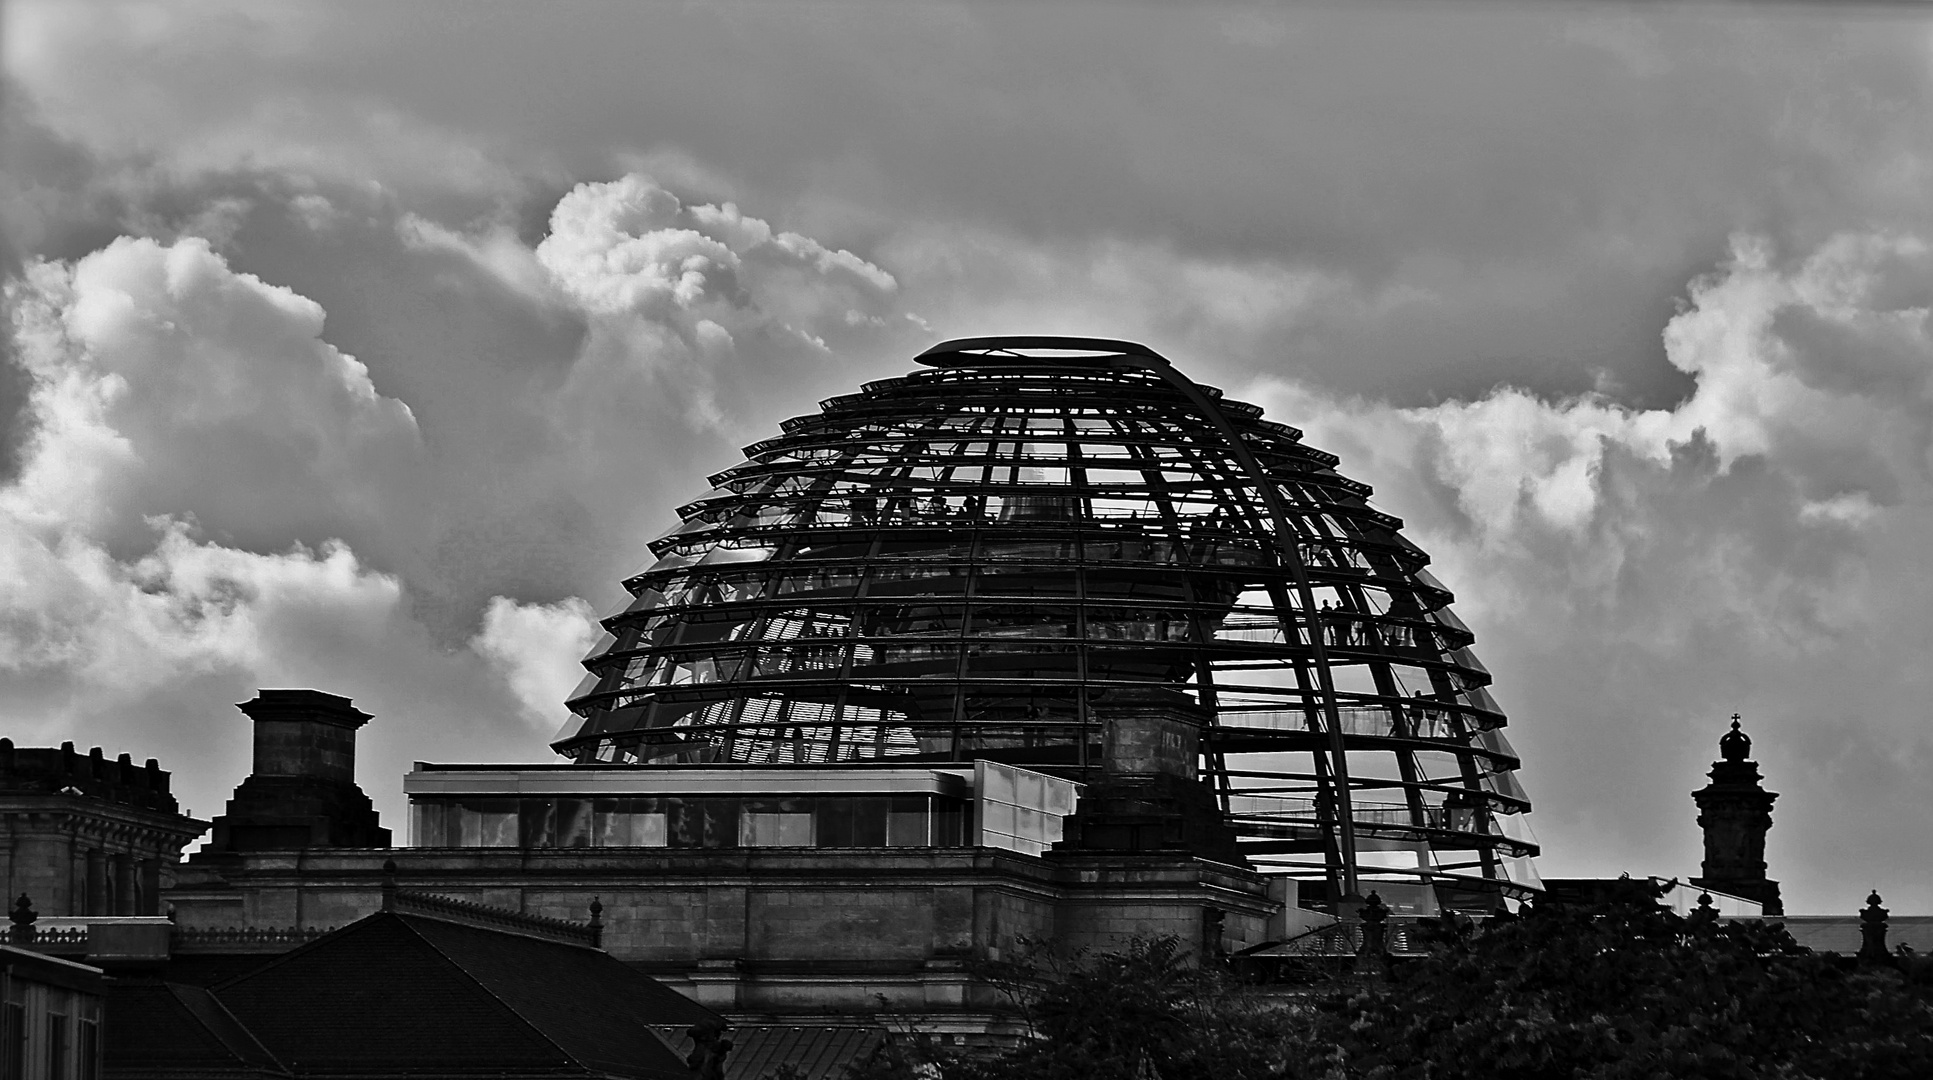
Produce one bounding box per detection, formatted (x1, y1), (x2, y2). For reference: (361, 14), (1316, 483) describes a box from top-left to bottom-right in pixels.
(558, 337), (1538, 908)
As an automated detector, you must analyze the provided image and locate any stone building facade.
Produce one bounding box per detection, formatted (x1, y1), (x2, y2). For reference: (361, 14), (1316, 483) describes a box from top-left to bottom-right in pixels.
(168, 689), (1274, 1029)
(54, 339), (1552, 1035)
(0, 741), (206, 918)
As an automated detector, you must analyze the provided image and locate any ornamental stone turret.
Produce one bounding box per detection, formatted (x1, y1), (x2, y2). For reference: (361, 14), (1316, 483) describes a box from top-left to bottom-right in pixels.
(1691, 715), (1781, 916)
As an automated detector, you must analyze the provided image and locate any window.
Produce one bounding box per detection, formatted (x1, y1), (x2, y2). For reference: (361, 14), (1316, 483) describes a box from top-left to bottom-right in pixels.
(417, 790), (969, 850)
(593, 798), (668, 847)
(4, 1002), (23, 1080)
(411, 802), (448, 846)
(77, 1020), (97, 1080)
(739, 799), (813, 846)
(47, 1014), (67, 1080)
(455, 800), (519, 847)
(816, 797), (887, 847)
(666, 798), (739, 848)
(553, 799), (594, 847)
(886, 797), (930, 846)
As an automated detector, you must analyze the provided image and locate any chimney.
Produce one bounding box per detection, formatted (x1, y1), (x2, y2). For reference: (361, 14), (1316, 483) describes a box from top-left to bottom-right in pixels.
(200, 690), (390, 855)
(239, 689), (372, 784)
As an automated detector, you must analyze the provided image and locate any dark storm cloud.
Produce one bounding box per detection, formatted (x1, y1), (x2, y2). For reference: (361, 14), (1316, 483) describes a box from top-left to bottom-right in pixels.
(21, 4), (1933, 407)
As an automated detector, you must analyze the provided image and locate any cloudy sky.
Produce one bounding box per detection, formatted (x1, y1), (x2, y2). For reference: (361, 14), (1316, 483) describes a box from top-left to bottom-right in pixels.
(5, 0), (1932, 914)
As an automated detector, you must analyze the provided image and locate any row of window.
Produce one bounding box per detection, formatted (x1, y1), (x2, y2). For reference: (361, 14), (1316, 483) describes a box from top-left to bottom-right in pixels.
(3, 992), (99, 1080)
(410, 795), (968, 850)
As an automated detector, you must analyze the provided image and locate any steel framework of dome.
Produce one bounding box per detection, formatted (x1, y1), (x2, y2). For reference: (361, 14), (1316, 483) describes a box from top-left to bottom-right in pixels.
(558, 337), (1539, 908)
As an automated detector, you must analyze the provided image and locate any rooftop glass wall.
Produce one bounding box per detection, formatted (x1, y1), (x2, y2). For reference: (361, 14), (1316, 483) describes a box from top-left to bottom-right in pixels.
(403, 763), (1078, 856)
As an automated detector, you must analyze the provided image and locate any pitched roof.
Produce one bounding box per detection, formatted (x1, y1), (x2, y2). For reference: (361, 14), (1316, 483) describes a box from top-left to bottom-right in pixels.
(210, 910), (705, 1078)
(104, 980), (288, 1079)
(653, 1025), (886, 1080)
(149, 953), (282, 988)
(405, 914), (714, 1072)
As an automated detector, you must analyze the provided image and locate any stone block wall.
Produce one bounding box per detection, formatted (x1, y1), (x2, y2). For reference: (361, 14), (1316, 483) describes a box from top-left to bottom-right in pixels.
(167, 843), (1270, 1025)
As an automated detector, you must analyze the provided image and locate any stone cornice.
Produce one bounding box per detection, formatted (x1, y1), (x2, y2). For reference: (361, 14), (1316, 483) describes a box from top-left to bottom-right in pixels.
(0, 796), (209, 843)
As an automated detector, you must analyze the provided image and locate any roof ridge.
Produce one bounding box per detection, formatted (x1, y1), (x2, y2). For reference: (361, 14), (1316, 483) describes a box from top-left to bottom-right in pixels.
(218, 912), (571, 1070)
(385, 886), (601, 948)
(206, 912), (372, 992)
(164, 981), (289, 1074)
(398, 914), (627, 1074)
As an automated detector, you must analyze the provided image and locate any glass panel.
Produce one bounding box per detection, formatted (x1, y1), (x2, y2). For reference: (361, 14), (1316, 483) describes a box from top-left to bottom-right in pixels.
(667, 797), (741, 848)
(816, 797), (855, 847)
(1042, 781), (1079, 817)
(457, 800), (519, 847)
(886, 797), (928, 847)
(520, 799), (556, 847)
(665, 797), (702, 847)
(848, 797), (888, 846)
(982, 800), (1016, 837)
(1013, 806), (1048, 845)
(815, 797), (889, 847)
(3, 1003), (21, 1080)
(411, 802), (449, 847)
(632, 809), (669, 847)
(554, 798), (593, 848)
(740, 798), (814, 846)
(594, 798), (668, 846)
(981, 765), (1015, 804)
(932, 799), (964, 847)
(48, 1013), (67, 1080)
(79, 1019), (99, 1080)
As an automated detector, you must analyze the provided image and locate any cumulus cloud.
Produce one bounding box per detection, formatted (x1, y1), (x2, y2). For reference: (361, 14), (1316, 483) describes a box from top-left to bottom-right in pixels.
(0, 514), (402, 697)
(0, 237), (415, 687)
(534, 174), (898, 360)
(470, 596), (601, 735)
(1247, 230), (1933, 907)
(1273, 231), (1932, 552)
(396, 213), (560, 309)
(366, 172), (919, 626)
(0, 234), (536, 824)
(0, 170), (921, 830)
(8, 236), (424, 556)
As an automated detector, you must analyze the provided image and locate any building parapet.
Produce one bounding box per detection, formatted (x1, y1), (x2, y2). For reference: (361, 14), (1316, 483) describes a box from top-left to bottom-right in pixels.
(0, 739), (188, 817)
(380, 860), (603, 948)
(172, 925), (332, 953)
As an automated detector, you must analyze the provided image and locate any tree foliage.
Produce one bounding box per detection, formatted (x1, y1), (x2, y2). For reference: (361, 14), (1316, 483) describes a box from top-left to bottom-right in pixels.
(1314, 904), (1933, 1080)
(850, 903), (1933, 1080)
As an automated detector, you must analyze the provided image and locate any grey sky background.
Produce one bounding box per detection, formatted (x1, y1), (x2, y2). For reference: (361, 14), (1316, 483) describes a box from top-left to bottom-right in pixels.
(4, 1), (1931, 913)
